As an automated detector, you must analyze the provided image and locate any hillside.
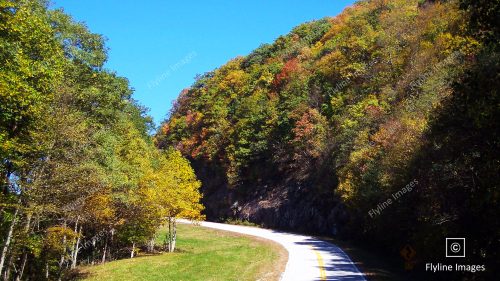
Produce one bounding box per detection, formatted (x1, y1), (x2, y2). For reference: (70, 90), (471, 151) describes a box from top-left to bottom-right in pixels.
(157, 0), (499, 279)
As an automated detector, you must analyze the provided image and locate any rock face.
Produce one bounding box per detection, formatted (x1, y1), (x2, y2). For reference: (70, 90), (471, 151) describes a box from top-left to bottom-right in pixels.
(199, 174), (347, 235)
(239, 193), (346, 235)
(190, 158), (346, 235)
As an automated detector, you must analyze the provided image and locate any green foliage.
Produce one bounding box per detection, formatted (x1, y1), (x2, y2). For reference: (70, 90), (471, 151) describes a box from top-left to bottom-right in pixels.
(224, 218), (260, 227)
(0, 0), (63, 173)
(49, 9), (107, 69)
(0, 1), (203, 280)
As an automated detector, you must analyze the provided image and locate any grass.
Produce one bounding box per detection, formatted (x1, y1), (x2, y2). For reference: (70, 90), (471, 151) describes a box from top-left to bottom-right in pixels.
(79, 223), (287, 281)
(224, 218), (260, 227)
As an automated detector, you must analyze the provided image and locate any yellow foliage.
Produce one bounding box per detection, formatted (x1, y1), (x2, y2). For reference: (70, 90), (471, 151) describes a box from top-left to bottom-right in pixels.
(44, 226), (79, 255)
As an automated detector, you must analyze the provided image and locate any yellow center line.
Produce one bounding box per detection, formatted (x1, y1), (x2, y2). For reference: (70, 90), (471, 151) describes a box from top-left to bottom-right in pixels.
(311, 247), (327, 281)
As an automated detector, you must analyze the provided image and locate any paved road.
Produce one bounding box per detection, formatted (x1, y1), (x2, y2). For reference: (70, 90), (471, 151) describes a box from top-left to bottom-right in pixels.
(179, 220), (366, 281)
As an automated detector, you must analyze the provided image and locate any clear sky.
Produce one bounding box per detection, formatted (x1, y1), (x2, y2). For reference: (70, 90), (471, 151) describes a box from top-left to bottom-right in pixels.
(52, 0), (356, 126)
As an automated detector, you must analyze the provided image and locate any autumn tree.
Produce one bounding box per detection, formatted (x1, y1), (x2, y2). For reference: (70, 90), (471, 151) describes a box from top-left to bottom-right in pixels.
(0, 1), (204, 280)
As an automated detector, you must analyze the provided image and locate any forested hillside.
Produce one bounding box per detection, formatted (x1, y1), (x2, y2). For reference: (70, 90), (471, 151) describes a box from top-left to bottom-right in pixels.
(0, 1), (203, 280)
(157, 0), (499, 279)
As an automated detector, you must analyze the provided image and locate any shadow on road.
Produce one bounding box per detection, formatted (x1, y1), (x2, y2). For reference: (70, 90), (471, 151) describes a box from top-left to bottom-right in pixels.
(295, 239), (367, 281)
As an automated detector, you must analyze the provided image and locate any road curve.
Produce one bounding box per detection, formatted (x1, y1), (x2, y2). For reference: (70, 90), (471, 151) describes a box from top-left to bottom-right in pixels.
(178, 219), (366, 281)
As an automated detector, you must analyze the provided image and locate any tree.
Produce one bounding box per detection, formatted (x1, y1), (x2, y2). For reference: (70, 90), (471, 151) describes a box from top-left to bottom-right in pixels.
(141, 149), (204, 253)
(0, 1), (204, 279)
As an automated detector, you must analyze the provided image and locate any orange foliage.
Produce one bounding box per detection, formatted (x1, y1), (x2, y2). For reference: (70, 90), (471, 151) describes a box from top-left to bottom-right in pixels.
(273, 58), (299, 88)
(366, 104), (383, 120)
(185, 110), (202, 127)
(294, 111), (316, 140)
(291, 108), (326, 159)
(372, 119), (403, 148)
(161, 123), (170, 135)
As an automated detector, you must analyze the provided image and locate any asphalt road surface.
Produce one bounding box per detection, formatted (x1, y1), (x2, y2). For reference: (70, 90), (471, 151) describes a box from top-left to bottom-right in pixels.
(179, 219), (366, 281)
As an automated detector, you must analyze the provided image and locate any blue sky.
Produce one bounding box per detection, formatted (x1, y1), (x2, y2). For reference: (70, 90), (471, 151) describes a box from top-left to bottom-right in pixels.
(52, 0), (356, 126)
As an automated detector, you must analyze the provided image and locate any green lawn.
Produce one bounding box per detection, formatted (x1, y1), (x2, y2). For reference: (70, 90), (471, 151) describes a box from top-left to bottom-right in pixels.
(80, 223), (287, 281)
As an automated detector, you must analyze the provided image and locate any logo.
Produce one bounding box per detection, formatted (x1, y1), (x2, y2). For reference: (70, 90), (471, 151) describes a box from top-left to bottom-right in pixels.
(446, 238), (465, 258)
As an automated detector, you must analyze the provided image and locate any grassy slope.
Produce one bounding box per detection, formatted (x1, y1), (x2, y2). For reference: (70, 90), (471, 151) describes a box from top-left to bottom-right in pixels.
(80, 223), (287, 281)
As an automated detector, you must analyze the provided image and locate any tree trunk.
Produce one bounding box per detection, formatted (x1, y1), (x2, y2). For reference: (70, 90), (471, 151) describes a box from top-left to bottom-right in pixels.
(166, 217), (177, 253)
(91, 236), (96, 265)
(109, 229), (114, 261)
(166, 217), (172, 252)
(0, 207), (18, 277)
(101, 237), (107, 264)
(147, 237), (155, 253)
(130, 242), (135, 258)
(15, 252), (28, 281)
(171, 219), (177, 253)
(59, 221), (67, 269)
(16, 212), (32, 281)
(3, 253), (14, 281)
(69, 217), (79, 269)
(71, 225), (82, 269)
